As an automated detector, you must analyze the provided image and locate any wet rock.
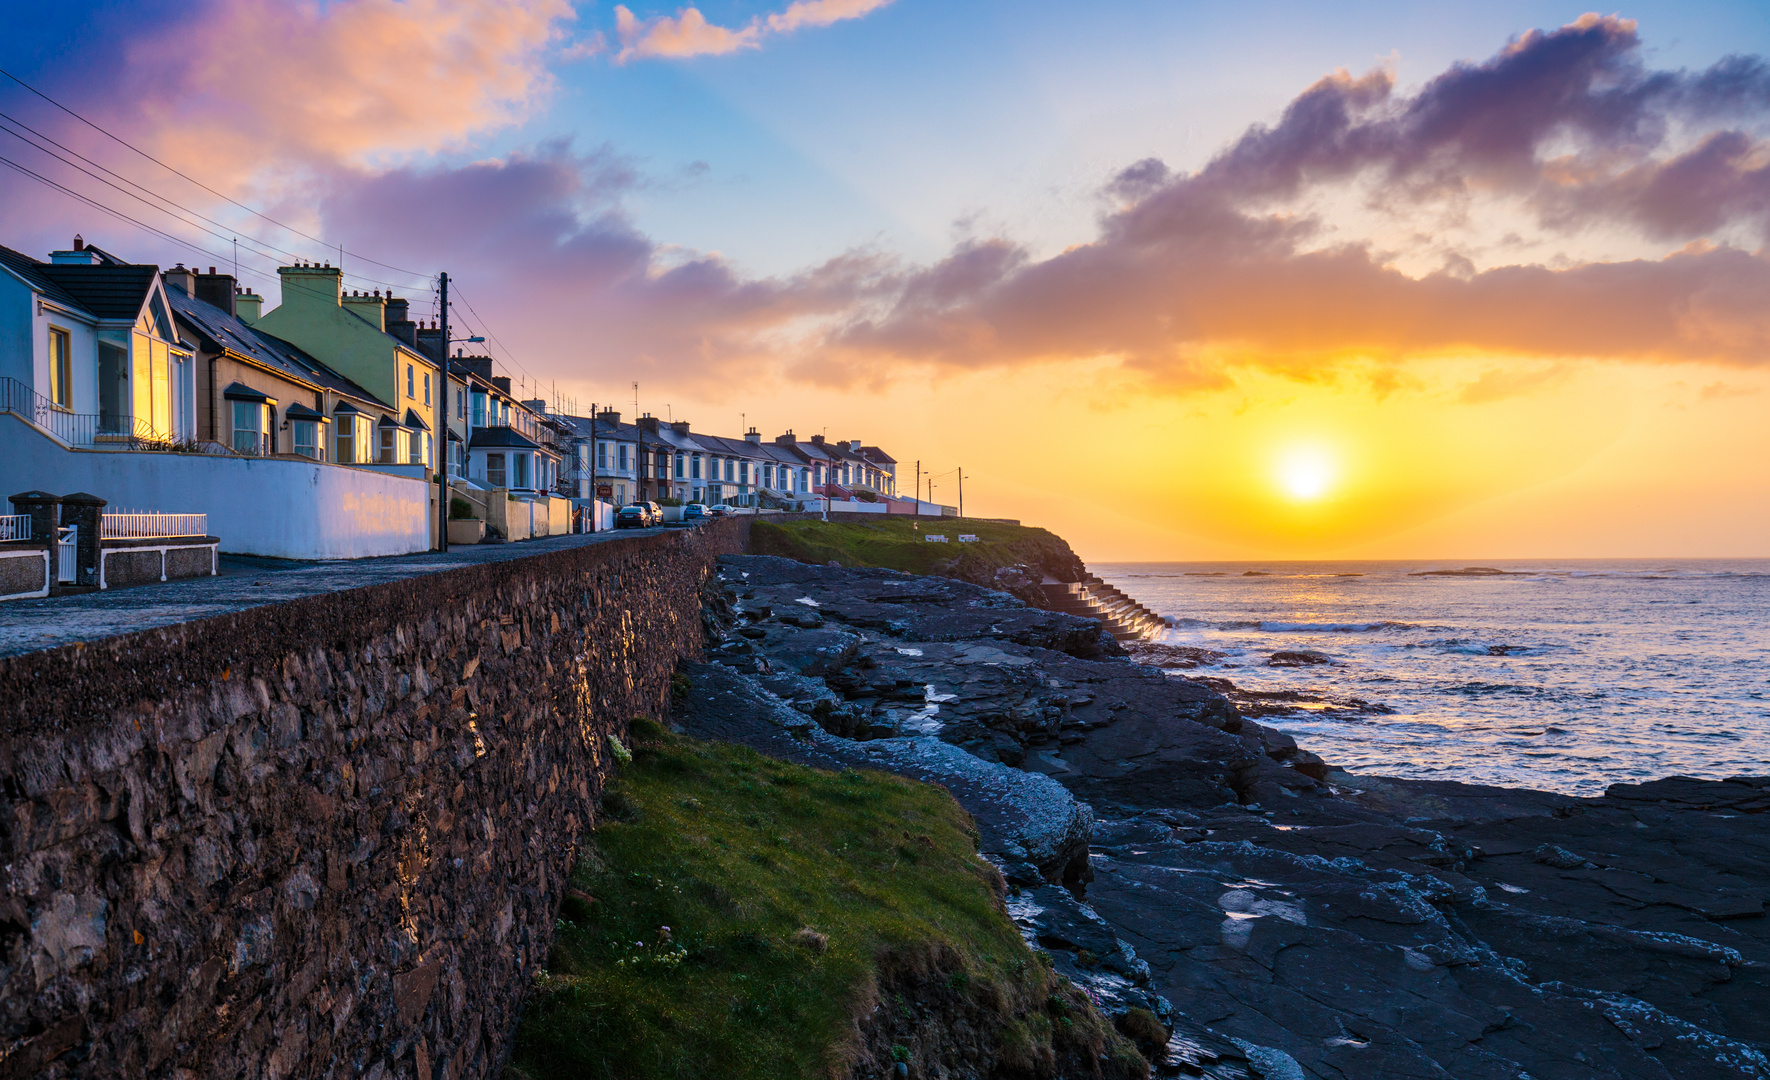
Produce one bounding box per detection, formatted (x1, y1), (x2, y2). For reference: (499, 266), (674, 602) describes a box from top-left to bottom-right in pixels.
(1266, 650), (1332, 667)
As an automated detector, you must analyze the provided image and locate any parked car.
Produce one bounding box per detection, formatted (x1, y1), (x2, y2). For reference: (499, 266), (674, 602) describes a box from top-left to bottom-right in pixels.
(707, 504), (734, 517)
(615, 503), (654, 528)
(683, 503), (706, 520)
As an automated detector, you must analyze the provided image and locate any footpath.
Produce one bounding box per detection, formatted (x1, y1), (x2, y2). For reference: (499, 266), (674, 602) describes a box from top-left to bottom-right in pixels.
(0, 526), (678, 658)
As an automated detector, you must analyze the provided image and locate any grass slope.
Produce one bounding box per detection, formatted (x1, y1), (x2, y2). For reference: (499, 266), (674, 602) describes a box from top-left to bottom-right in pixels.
(749, 517), (1085, 586)
(508, 720), (1144, 1080)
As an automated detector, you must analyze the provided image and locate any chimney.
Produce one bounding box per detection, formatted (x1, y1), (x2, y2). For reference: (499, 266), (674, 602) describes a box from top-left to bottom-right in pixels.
(638, 414), (662, 434)
(416, 322), (443, 361)
(848, 439), (863, 452)
(383, 296), (416, 346)
(194, 268), (237, 316)
(278, 262), (342, 311)
(522, 398), (548, 415)
(596, 409), (621, 426)
(162, 263), (196, 295)
(670, 420), (691, 436)
(745, 427), (761, 444)
(454, 355), (494, 382)
(491, 376), (512, 395)
(775, 429), (796, 445)
(810, 434), (826, 446)
(50, 235), (100, 265)
(341, 288), (386, 332)
(235, 287), (263, 323)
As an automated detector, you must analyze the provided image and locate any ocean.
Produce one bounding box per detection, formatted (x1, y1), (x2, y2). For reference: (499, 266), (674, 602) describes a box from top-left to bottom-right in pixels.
(1093, 559), (1770, 796)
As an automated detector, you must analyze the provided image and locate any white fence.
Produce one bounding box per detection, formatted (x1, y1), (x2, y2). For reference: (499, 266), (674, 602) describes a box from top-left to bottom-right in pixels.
(0, 513), (30, 542)
(101, 511), (208, 539)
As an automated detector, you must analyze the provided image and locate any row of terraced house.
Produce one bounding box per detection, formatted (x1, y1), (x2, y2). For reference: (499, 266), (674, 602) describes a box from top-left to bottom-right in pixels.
(0, 234), (938, 592)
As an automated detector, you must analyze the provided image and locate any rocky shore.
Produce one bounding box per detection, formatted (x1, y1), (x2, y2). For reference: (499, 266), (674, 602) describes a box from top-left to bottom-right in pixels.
(680, 555), (1770, 1080)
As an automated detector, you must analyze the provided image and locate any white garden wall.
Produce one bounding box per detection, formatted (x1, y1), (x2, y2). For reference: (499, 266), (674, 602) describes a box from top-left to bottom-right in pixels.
(1, 414), (431, 559)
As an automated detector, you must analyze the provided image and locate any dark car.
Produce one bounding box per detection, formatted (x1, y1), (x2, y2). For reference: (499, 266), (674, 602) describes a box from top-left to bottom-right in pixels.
(615, 504), (654, 528)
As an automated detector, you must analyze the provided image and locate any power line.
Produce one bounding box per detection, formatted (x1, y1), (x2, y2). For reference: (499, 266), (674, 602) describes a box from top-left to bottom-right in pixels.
(447, 283), (546, 393)
(0, 64), (432, 282)
(0, 150), (399, 312)
(0, 111), (430, 294)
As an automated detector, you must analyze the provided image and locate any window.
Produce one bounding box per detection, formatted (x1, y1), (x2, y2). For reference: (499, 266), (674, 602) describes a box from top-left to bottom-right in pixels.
(408, 430), (423, 464)
(423, 372), (431, 406)
(597, 441), (608, 469)
(691, 454), (702, 480)
(379, 425), (397, 464)
(457, 391), (465, 420)
(471, 392), (487, 428)
(674, 453), (685, 479)
(486, 453), (506, 487)
(336, 417), (355, 463)
(406, 364), (415, 399)
(232, 401), (265, 454)
(293, 420), (320, 460)
(514, 453), (530, 489)
(48, 327), (72, 409)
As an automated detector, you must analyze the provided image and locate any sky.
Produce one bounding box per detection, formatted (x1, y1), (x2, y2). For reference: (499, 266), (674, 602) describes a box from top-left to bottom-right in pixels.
(2, 1), (1767, 560)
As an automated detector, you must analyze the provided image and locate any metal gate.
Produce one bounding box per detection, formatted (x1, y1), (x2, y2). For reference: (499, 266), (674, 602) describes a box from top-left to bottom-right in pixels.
(56, 525), (76, 584)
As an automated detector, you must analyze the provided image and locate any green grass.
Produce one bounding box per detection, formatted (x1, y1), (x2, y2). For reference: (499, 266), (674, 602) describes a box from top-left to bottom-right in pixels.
(507, 720), (1142, 1080)
(749, 517), (1082, 582)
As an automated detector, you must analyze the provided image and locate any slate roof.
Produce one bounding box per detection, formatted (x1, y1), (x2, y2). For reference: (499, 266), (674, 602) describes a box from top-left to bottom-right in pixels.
(858, 445), (897, 465)
(469, 426), (542, 450)
(34, 263), (159, 321)
(166, 284), (390, 409)
(0, 245), (87, 311)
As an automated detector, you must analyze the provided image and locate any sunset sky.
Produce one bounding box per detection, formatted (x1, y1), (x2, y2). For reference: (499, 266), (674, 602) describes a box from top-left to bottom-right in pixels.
(5, 1), (1768, 560)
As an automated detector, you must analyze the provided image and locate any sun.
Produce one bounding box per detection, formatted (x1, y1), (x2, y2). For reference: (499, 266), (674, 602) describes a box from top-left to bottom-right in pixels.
(1275, 446), (1337, 501)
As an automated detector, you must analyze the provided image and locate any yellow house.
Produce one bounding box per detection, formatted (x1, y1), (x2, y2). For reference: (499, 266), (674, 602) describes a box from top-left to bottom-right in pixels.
(250, 263), (442, 473)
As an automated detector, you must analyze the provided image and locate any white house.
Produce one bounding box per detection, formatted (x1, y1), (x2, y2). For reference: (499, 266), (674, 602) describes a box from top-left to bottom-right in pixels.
(0, 238), (195, 445)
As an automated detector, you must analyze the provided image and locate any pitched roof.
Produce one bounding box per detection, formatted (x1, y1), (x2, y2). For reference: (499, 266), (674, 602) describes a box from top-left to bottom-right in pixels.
(166, 283), (390, 408)
(34, 262), (159, 320)
(858, 446), (897, 465)
(0, 245), (87, 311)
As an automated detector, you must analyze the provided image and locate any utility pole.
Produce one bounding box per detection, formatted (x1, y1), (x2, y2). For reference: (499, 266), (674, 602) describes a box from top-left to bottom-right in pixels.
(587, 403), (597, 534)
(915, 460), (921, 516)
(958, 467), (963, 519)
(436, 271), (450, 553)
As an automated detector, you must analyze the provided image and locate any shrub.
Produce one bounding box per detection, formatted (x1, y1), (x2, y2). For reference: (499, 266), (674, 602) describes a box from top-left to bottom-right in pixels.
(450, 497), (477, 520)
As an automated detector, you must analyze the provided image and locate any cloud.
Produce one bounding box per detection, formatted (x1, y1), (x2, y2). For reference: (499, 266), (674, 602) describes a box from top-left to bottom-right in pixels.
(613, 0), (891, 62)
(317, 145), (893, 385)
(816, 16), (1770, 385)
(122, 0), (574, 176)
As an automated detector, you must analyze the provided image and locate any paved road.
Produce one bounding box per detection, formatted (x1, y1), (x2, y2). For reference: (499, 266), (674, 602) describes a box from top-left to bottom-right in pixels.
(0, 525), (693, 659)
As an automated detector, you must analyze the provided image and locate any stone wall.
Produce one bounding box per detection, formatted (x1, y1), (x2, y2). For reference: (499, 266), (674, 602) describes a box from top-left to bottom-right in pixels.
(0, 520), (742, 1079)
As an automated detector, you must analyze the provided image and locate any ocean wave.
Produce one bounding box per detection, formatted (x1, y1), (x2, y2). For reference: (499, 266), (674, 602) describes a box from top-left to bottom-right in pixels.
(1165, 617), (1430, 632)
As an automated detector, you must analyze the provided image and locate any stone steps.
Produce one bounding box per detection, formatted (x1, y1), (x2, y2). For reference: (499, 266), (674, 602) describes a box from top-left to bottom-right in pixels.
(1040, 577), (1166, 641)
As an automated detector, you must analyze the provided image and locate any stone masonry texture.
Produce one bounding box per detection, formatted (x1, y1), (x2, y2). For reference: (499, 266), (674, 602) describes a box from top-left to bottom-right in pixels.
(0, 519), (741, 1079)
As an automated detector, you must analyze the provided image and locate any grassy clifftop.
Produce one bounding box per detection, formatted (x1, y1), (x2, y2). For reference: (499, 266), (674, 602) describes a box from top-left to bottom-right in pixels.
(508, 721), (1147, 1080)
(749, 518), (1086, 605)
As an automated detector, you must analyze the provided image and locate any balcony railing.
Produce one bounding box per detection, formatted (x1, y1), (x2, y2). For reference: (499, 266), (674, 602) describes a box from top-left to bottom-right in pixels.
(0, 376), (179, 449)
(101, 511), (208, 539)
(0, 514), (32, 542)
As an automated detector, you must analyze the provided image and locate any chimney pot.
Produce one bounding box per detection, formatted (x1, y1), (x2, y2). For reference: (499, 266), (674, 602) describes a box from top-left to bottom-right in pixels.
(73, 234), (83, 251)
(208, 267), (216, 274)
